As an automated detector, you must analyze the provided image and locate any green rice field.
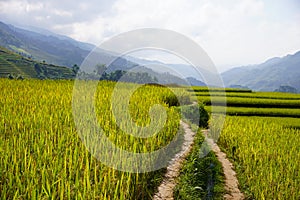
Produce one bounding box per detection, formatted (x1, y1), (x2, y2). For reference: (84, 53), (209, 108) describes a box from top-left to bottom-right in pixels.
(191, 86), (300, 199)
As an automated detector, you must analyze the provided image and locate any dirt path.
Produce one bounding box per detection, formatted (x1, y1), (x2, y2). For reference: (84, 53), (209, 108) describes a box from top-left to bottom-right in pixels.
(202, 129), (244, 200)
(153, 121), (244, 200)
(153, 121), (196, 200)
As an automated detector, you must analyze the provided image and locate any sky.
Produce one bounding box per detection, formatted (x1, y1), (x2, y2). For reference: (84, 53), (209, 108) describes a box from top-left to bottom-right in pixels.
(0, 0), (299, 72)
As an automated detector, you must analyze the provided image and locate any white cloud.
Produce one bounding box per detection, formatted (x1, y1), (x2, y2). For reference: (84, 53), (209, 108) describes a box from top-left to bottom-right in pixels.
(0, 0), (299, 71)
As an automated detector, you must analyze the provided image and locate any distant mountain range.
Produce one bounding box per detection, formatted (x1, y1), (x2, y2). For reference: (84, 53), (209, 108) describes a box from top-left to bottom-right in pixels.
(1, 20), (299, 91)
(124, 56), (207, 85)
(0, 21), (92, 67)
(0, 44), (206, 86)
(0, 21), (140, 71)
(0, 46), (75, 79)
(221, 51), (300, 92)
(0, 21), (208, 85)
(0, 20), (204, 85)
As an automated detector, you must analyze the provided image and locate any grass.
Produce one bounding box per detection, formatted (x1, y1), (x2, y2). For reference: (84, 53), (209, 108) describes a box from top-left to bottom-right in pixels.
(0, 79), (190, 199)
(199, 96), (300, 108)
(193, 91), (300, 100)
(174, 129), (225, 199)
(190, 86), (300, 199)
(205, 106), (300, 117)
(0, 46), (75, 79)
(189, 86), (252, 93)
(173, 106), (224, 200)
(2, 74), (300, 199)
(217, 116), (300, 199)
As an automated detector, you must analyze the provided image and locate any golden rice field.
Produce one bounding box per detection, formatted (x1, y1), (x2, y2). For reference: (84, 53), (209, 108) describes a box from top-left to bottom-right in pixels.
(0, 79), (190, 199)
(2, 79), (300, 200)
(218, 116), (300, 199)
(192, 86), (300, 199)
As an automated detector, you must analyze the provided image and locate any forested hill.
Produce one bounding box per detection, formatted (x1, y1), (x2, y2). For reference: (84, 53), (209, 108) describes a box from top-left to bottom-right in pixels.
(0, 46), (163, 83)
(0, 46), (75, 79)
(222, 51), (300, 92)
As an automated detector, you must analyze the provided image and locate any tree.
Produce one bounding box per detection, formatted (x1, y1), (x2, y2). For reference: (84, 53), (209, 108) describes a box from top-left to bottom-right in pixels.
(95, 64), (107, 75)
(16, 74), (24, 80)
(72, 64), (80, 74)
(274, 85), (298, 93)
(7, 73), (14, 80)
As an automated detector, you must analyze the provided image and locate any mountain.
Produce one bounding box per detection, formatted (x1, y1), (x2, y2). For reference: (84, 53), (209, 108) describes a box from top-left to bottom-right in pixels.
(13, 24), (95, 51)
(0, 21), (150, 74)
(0, 45), (185, 84)
(0, 21), (94, 67)
(0, 46), (74, 79)
(124, 56), (226, 86)
(125, 55), (214, 80)
(125, 56), (198, 77)
(186, 77), (206, 86)
(0, 21), (215, 86)
(222, 51), (300, 92)
(0, 44), (191, 85)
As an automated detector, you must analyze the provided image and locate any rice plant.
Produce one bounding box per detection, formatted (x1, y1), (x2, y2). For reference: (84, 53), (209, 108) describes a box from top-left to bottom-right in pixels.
(218, 116), (300, 199)
(0, 79), (190, 199)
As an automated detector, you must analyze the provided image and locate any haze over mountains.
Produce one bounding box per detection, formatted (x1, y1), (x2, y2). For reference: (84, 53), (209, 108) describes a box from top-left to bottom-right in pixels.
(222, 51), (300, 92)
(0, 21), (92, 67)
(0, 20), (299, 92)
(0, 21), (211, 86)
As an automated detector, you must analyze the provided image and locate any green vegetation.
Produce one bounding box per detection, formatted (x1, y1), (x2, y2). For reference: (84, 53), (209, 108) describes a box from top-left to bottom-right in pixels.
(0, 79), (191, 199)
(0, 46), (75, 79)
(0, 46), (168, 84)
(217, 116), (300, 199)
(191, 86), (300, 117)
(181, 104), (209, 128)
(274, 85), (298, 93)
(205, 106), (300, 117)
(255, 116), (300, 129)
(8, 45), (31, 57)
(221, 50), (300, 92)
(199, 96), (300, 108)
(174, 130), (225, 199)
(1, 72), (299, 199)
(189, 87), (252, 93)
(173, 105), (224, 199)
(194, 91), (300, 100)
(0, 21), (91, 68)
(191, 86), (300, 199)
(78, 69), (158, 83)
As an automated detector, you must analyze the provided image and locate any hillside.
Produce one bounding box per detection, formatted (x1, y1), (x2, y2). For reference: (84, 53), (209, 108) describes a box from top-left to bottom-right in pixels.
(222, 51), (300, 92)
(0, 46), (193, 85)
(0, 21), (215, 86)
(1, 21), (189, 84)
(0, 46), (75, 79)
(0, 21), (93, 67)
(0, 21), (139, 70)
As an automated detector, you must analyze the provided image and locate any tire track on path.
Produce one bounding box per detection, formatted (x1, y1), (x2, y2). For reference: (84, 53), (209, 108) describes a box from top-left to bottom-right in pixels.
(153, 121), (195, 200)
(153, 121), (244, 200)
(202, 129), (244, 200)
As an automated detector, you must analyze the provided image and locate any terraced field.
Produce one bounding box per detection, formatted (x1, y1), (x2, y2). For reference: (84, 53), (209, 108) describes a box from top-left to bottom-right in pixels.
(1, 77), (299, 199)
(190, 86), (300, 199)
(218, 116), (300, 199)
(0, 47), (37, 78)
(192, 86), (300, 118)
(0, 46), (74, 79)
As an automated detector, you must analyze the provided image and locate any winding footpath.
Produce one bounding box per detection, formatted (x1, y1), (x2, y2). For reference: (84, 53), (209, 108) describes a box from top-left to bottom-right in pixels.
(202, 130), (244, 200)
(153, 121), (195, 200)
(153, 122), (244, 200)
